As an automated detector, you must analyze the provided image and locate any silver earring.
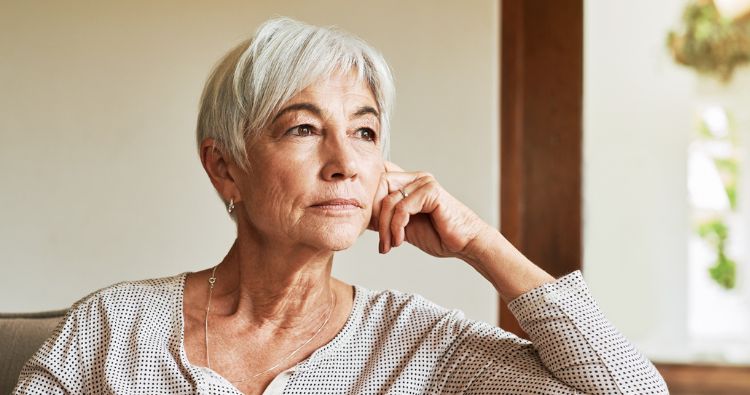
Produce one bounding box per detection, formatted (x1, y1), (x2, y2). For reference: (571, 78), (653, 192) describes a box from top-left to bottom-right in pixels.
(227, 198), (235, 214)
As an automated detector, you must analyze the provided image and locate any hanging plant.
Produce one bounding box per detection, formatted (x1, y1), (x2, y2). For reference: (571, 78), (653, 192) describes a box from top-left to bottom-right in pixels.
(667, 0), (750, 82)
(690, 106), (741, 290)
(697, 218), (737, 289)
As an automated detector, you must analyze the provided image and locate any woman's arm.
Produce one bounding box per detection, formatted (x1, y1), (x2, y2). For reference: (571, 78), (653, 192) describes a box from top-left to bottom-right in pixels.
(452, 225), (668, 394)
(459, 226), (554, 301)
(372, 162), (668, 394)
(13, 308), (81, 395)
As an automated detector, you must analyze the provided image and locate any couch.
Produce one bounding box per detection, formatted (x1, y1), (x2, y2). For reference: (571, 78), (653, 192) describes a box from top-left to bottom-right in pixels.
(0, 310), (67, 394)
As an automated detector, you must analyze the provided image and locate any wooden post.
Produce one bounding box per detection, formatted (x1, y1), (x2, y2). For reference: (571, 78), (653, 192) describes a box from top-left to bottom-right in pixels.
(499, 0), (583, 336)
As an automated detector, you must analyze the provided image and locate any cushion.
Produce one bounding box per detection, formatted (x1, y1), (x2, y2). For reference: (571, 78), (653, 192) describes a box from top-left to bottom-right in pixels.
(0, 310), (67, 395)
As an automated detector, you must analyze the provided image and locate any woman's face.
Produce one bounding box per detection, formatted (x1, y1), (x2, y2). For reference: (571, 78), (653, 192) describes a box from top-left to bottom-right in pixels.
(234, 72), (384, 252)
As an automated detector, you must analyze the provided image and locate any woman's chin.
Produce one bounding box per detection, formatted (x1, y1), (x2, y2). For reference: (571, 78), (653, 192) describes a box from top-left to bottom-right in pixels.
(295, 215), (368, 251)
(325, 232), (361, 251)
(308, 223), (364, 252)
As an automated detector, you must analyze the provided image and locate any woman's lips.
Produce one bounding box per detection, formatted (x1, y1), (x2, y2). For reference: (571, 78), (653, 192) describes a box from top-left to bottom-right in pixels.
(311, 198), (363, 211)
(313, 205), (358, 210)
(312, 198), (362, 207)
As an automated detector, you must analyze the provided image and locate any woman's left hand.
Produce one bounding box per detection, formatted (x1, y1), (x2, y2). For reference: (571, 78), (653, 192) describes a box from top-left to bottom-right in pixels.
(368, 161), (490, 258)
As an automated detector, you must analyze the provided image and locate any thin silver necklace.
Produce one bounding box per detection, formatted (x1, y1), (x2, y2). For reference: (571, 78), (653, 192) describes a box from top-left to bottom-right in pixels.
(204, 264), (336, 383)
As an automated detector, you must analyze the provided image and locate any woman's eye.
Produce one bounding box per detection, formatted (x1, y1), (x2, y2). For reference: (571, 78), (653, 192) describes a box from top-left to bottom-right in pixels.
(287, 124), (314, 137)
(355, 128), (377, 142)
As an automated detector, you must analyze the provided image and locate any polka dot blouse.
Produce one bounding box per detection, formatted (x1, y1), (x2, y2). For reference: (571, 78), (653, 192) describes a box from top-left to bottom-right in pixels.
(13, 271), (668, 394)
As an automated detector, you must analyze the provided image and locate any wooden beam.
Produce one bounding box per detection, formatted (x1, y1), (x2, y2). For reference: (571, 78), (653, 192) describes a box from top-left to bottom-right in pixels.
(499, 0), (583, 336)
(655, 363), (750, 395)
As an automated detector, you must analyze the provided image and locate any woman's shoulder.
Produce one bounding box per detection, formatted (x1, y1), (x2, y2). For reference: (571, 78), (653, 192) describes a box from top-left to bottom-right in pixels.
(15, 273), (190, 392)
(73, 271), (185, 304)
(359, 286), (448, 312)
(355, 285), (471, 332)
(346, 285), (505, 359)
(66, 272), (188, 326)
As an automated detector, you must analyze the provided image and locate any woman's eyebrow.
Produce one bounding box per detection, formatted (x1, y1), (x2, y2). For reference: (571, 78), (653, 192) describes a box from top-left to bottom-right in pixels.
(352, 106), (379, 119)
(272, 102), (322, 123)
(271, 103), (379, 123)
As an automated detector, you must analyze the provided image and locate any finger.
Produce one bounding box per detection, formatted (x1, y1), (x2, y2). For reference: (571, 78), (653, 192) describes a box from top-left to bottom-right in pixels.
(380, 173), (432, 251)
(383, 171), (432, 195)
(382, 175), (433, 252)
(391, 177), (432, 247)
(390, 177), (438, 247)
(378, 188), (403, 253)
(368, 173), (390, 232)
(384, 160), (405, 172)
(367, 161), (408, 231)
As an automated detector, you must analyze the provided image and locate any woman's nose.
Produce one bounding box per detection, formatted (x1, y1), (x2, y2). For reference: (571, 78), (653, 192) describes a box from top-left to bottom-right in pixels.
(320, 133), (359, 181)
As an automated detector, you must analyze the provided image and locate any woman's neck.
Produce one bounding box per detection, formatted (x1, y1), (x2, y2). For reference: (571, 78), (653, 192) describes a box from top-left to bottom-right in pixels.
(209, 237), (337, 332)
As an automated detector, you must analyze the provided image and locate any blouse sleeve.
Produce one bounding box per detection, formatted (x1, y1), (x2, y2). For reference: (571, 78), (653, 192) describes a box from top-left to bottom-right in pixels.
(12, 307), (83, 395)
(438, 271), (668, 394)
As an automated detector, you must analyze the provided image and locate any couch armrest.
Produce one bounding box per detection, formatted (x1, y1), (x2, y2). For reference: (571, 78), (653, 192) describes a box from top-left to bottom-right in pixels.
(0, 310), (68, 395)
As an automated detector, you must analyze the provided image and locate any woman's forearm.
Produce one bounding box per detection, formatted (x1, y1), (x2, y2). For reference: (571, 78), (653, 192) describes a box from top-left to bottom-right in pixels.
(459, 225), (554, 301)
(458, 226), (668, 394)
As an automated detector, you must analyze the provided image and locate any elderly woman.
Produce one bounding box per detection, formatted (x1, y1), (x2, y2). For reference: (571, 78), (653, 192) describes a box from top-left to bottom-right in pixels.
(15, 18), (667, 395)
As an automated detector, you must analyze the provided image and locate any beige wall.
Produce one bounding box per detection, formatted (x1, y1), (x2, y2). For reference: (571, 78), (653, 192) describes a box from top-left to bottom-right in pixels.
(0, 1), (499, 324)
(584, 0), (693, 361)
(585, 0), (750, 363)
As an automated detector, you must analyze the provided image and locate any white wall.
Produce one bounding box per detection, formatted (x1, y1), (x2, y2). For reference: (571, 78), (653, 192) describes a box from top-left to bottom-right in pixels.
(0, 1), (499, 324)
(584, 0), (696, 361)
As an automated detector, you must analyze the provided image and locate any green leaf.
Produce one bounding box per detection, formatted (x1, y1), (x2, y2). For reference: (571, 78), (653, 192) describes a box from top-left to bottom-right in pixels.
(708, 252), (737, 289)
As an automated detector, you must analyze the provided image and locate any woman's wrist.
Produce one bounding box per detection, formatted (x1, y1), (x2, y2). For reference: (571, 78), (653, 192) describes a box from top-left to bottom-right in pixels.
(459, 225), (555, 301)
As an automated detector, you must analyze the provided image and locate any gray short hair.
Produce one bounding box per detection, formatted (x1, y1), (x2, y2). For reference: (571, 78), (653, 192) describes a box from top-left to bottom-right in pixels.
(196, 17), (395, 170)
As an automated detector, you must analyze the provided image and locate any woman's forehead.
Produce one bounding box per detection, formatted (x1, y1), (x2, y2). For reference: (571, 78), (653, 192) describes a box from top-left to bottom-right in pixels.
(275, 74), (379, 119)
(296, 72), (376, 103)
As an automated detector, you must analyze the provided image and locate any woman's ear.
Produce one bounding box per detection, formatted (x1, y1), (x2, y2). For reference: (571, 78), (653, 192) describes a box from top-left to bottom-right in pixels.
(199, 138), (241, 202)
